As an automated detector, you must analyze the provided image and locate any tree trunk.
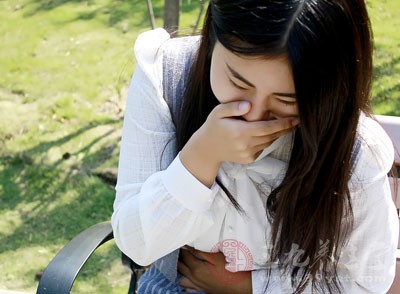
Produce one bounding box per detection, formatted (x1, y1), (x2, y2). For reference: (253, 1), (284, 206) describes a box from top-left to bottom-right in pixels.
(146, 0), (156, 29)
(164, 0), (180, 35)
(193, 0), (207, 34)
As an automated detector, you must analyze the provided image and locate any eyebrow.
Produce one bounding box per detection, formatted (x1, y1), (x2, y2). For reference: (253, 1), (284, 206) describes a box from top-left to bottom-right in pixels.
(225, 62), (296, 98)
(226, 62), (256, 88)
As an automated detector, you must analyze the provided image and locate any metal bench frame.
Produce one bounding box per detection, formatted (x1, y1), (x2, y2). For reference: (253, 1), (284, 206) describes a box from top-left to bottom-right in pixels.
(36, 115), (400, 294)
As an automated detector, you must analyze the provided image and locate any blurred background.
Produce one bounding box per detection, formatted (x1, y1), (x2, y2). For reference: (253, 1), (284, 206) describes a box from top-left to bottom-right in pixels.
(0, 0), (399, 293)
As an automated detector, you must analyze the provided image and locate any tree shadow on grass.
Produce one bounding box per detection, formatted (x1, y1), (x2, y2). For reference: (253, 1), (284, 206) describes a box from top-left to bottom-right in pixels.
(0, 120), (119, 248)
(372, 45), (400, 112)
(21, 0), (202, 30)
(372, 82), (400, 116)
(21, 0), (155, 28)
(0, 118), (120, 211)
(0, 117), (126, 289)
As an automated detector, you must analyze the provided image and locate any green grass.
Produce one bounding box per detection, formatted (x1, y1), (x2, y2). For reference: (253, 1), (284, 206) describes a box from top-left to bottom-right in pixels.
(0, 0), (399, 293)
(368, 0), (400, 115)
(0, 0), (201, 292)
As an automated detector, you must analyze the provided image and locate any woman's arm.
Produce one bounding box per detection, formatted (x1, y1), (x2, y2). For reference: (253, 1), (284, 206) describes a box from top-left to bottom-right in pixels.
(111, 30), (219, 266)
(112, 29), (298, 267)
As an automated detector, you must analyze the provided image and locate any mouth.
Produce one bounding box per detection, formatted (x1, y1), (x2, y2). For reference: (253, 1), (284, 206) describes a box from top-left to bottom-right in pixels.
(236, 115), (278, 122)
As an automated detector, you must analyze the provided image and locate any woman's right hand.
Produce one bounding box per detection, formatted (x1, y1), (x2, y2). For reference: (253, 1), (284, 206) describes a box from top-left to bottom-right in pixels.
(179, 100), (298, 188)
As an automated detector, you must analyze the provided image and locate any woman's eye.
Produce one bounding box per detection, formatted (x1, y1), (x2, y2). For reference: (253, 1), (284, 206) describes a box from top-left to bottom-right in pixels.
(277, 98), (297, 106)
(229, 78), (247, 90)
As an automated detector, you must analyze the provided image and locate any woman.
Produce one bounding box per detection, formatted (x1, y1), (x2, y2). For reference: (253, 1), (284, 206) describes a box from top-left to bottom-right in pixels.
(111, 0), (398, 293)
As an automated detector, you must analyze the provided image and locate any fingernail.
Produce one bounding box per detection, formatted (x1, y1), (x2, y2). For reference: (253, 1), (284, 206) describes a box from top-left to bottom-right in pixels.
(238, 101), (250, 112)
(291, 118), (300, 126)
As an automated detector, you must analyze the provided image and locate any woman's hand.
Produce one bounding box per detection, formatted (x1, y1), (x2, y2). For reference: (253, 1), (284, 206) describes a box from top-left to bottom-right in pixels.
(180, 100), (298, 187)
(178, 247), (252, 294)
(194, 101), (298, 165)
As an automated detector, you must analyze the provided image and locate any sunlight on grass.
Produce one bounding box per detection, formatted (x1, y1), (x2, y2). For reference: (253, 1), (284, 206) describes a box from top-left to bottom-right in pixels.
(0, 0), (201, 292)
(368, 0), (400, 115)
(72, 242), (131, 294)
(0, 245), (61, 291)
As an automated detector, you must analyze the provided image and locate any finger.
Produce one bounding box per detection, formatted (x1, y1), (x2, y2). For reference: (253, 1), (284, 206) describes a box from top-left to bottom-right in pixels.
(178, 261), (207, 291)
(189, 249), (226, 266)
(179, 277), (196, 288)
(248, 129), (295, 156)
(246, 117), (299, 137)
(252, 133), (293, 154)
(252, 149), (264, 159)
(181, 246), (206, 261)
(252, 127), (296, 146)
(250, 133), (279, 147)
(180, 249), (206, 268)
(179, 277), (205, 292)
(186, 288), (205, 293)
(178, 260), (192, 279)
(212, 101), (251, 119)
(248, 129), (293, 154)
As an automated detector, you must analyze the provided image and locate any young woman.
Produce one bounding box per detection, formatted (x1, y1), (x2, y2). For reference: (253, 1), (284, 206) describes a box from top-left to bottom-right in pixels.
(111, 0), (398, 293)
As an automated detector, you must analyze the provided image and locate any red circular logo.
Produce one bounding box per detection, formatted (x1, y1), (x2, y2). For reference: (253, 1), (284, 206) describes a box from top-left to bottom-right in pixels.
(207, 239), (254, 285)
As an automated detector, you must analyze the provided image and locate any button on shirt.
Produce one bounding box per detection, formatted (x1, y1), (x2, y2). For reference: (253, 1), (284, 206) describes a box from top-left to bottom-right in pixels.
(111, 29), (398, 293)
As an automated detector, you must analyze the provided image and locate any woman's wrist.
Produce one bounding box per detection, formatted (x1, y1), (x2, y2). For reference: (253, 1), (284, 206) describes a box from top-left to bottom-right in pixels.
(180, 133), (222, 188)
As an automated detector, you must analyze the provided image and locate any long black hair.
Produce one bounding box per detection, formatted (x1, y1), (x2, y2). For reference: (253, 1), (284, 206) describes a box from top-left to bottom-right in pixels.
(176, 0), (373, 292)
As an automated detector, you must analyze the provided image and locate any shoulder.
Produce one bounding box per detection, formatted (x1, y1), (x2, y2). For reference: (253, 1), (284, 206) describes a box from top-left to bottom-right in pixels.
(133, 29), (201, 91)
(133, 28), (170, 78)
(128, 29), (202, 126)
(161, 32), (201, 60)
(351, 113), (394, 184)
(134, 28), (201, 68)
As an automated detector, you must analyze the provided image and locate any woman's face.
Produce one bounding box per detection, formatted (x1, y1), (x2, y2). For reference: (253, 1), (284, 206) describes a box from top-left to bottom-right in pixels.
(210, 41), (299, 122)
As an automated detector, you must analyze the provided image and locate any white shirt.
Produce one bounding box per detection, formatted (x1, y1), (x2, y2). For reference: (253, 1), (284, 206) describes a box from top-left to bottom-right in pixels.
(111, 29), (398, 293)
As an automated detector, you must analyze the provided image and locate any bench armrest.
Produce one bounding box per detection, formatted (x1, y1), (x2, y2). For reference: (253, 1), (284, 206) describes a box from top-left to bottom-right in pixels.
(376, 115), (400, 165)
(37, 222), (114, 294)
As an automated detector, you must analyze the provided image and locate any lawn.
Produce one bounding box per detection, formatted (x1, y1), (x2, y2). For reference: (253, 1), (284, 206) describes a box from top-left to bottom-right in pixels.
(0, 0), (399, 293)
(369, 0), (400, 114)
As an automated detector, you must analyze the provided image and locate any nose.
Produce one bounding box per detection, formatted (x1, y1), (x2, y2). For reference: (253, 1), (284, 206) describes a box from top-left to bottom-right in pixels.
(242, 111), (270, 122)
(242, 97), (272, 122)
